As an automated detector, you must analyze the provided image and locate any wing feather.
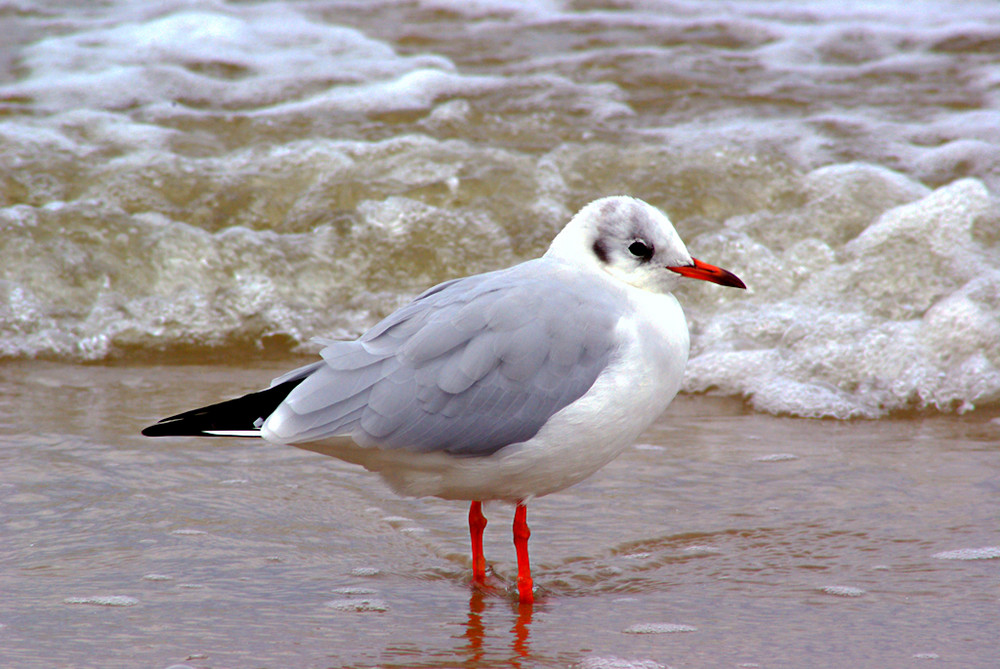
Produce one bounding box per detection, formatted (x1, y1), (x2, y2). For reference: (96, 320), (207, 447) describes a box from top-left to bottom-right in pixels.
(262, 259), (624, 456)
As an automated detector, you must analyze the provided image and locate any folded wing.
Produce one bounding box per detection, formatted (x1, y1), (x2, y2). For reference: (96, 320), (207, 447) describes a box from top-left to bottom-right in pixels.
(264, 259), (623, 456)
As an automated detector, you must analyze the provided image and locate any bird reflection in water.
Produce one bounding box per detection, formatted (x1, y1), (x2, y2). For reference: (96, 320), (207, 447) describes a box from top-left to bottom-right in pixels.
(461, 588), (533, 666)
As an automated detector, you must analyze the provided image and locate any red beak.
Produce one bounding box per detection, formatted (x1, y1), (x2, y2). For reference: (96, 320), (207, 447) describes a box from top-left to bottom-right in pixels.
(668, 257), (746, 289)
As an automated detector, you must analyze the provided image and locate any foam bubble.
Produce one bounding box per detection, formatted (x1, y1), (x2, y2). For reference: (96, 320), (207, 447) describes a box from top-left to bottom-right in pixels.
(332, 587), (378, 595)
(932, 546), (1000, 560)
(623, 623), (697, 634)
(633, 443), (666, 451)
(324, 598), (388, 613)
(753, 453), (798, 462)
(399, 527), (428, 534)
(64, 595), (139, 607)
(577, 657), (667, 669)
(819, 585), (866, 597)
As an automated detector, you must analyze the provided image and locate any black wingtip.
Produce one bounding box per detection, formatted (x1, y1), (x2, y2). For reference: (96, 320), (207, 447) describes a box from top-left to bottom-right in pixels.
(140, 423), (163, 437)
(140, 376), (308, 438)
(140, 420), (201, 437)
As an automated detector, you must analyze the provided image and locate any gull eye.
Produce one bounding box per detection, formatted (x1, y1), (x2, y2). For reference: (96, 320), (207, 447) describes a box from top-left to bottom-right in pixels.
(628, 240), (653, 261)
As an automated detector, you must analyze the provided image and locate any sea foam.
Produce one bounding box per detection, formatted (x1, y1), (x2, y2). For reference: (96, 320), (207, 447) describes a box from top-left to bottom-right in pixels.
(1, 1), (998, 421)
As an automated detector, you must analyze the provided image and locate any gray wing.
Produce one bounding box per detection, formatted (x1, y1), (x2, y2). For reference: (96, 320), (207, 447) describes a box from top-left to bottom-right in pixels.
(264, 258), (624, 456)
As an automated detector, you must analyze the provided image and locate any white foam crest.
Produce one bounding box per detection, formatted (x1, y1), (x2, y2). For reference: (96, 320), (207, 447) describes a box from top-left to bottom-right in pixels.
(254, 68), (503, 117)
(2, 6), (453, 113)
(684, 173), (1000, 418)
(618, 1), (1000, 193)
(418, 0), (561, 19)
(1, 2), (629, 127)
(0, 137), (526, 360)
(2, 1), (1000, 421)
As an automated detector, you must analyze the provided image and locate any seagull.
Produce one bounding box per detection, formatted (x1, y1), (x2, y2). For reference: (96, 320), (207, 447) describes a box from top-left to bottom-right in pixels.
(142, 196), (745, 603)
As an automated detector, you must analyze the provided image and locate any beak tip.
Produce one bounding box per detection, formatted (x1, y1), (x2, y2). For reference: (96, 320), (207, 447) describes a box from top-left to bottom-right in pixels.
(670, 257), (747, 290)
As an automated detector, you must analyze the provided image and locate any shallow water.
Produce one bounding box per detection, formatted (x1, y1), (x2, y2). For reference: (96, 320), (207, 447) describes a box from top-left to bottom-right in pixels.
(2, 0), (1000, 666)
(2, 362), (998, 667)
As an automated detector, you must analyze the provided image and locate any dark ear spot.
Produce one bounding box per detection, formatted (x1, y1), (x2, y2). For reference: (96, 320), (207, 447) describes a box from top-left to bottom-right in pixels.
(592, 238), (610, 263)
(629, 207), (646, 231)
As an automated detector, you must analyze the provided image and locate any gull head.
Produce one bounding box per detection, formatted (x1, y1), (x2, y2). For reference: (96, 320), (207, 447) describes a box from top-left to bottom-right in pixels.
(546, 196), (746, 293)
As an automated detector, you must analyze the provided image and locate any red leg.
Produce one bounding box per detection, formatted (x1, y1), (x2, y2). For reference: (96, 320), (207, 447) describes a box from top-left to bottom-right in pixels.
(512, 502), (534, 604)
(469, 501), (488, 583)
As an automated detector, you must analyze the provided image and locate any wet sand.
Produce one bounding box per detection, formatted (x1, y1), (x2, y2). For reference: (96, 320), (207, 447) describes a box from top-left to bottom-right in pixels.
(1, 360), (998, 668)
